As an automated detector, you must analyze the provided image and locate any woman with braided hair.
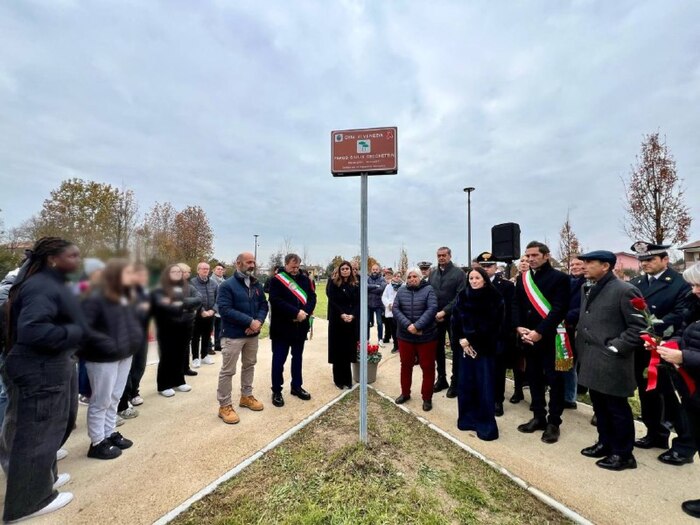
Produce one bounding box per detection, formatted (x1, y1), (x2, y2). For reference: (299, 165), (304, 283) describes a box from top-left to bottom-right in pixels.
(0, 237), (84, 522)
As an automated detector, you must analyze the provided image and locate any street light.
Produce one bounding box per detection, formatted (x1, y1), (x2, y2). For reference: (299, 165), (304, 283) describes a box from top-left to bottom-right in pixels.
(463, 187), (475, 265)
(253, 234), (259, 263)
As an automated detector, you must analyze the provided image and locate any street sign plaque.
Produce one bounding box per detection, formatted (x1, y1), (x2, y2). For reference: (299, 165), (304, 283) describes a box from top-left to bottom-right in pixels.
(331, 126), (398, 176)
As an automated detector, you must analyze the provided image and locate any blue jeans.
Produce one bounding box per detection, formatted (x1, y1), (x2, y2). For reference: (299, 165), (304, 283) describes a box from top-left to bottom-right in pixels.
(271, 339), (305, 394)
(367, 306), (384, 341)
(563, 367), (577, 403)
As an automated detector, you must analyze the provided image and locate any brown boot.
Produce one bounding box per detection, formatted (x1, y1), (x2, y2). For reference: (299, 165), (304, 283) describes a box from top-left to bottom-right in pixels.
(239, 395), (264, 411)
(218, 405), (240, 424)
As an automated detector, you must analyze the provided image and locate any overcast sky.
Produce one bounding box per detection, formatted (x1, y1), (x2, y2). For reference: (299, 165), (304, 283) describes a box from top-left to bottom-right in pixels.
(1, 0), (699, 268)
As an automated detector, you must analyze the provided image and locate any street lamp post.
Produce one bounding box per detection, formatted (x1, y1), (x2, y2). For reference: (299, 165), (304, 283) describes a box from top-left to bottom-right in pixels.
(463, 187), (475, 265)
(253, 234), (259, 262)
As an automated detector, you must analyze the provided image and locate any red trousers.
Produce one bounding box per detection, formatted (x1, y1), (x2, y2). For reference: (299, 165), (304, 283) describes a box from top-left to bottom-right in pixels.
(398, 339), (437, 401)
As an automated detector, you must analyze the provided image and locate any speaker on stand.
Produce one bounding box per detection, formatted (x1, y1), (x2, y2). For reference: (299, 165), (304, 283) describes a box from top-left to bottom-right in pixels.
(491, 223), (521, 279)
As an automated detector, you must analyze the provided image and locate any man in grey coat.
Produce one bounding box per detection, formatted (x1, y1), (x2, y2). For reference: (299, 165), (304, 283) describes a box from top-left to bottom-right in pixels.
(577, 251), (646, 471)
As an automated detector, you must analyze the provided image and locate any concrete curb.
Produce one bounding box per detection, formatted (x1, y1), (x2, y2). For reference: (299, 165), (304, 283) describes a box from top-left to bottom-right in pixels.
(152, 386), (357, 525)
(370, 386), (594, 525)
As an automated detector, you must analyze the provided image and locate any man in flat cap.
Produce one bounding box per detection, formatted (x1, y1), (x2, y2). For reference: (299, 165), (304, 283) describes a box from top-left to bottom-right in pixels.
(476, 251), (518, 416)
(577, 251), (646, 470)
(630, 241), (694, 465)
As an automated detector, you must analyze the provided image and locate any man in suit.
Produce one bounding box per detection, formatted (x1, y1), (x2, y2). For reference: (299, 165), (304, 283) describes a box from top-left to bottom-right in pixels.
(514, 241), (570, 444)
(630, 241), (694, 465)
(577, 251), (646, 471)
(476, 251), (516, 417)
(268, 253), (317, 408)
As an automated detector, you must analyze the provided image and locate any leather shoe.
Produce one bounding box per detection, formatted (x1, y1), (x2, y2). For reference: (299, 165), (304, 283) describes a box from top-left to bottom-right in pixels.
(422, 400), (432, 412)
(517, 418), (547, 433)
(596, 454), (637, 471)
(185, 369), (198, 376)
(658, 449), (694, 466)
(395, 394), (410, 404)
(433, 376), (449, 392)
(272, 393), (284, 407)
(495, 402), (504, 417)
(682, 499), (700, 518)
(634, 434), (668, 449)
(445, 385), (457, 398)
(290, 387), (311, 400)
(541, 423), (560, 444)
(581, 442), (610, 458)
(509, 391), (524, 404)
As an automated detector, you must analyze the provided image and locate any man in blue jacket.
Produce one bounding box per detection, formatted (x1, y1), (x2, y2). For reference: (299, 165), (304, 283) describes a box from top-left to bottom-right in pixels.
(216, 252), (269, 424)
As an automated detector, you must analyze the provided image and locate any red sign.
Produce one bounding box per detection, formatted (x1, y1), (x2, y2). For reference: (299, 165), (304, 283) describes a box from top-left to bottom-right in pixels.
(331, 127), (398, 176)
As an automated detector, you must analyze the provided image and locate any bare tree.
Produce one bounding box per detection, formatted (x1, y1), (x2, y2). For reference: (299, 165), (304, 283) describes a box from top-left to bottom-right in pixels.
(399, 245), (409, 275)
(622, 132), (692, 244)
(558, 212), (581, 272)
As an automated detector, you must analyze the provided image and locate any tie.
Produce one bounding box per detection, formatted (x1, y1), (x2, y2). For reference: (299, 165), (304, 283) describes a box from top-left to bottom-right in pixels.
(649, 276), (656, 285)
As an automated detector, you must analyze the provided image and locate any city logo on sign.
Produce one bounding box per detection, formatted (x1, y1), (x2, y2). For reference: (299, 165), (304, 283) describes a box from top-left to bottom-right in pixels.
(357, 140), (371, 153)
(334, 133), (343, 142)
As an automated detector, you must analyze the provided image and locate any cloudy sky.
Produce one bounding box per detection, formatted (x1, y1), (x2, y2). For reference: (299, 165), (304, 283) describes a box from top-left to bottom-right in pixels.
(1, 0), (699, 268)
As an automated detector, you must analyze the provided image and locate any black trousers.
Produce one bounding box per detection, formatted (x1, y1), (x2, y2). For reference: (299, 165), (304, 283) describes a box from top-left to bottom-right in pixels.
(157, 322), (189, 391)
(590, 389), (635, 458)
(0, 351), (77, 522)
(634, 348), (668, 439)
(383, 317), (397, 346)
(494, 337), (523, 404)
(191, 316), (214, 360)
(117, 336), (149, 411)
(214, 316), (222, 350)
(435, 321), (458, 385)
(525, 339), (564, 426)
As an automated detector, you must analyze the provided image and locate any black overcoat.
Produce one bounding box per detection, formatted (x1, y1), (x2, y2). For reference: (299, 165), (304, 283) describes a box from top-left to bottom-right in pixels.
(269, 272), (317, 342)
(326, 279), (360, 364)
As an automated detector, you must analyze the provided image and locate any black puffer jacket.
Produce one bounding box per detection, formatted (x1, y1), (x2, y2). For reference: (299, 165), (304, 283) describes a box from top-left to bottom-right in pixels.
(80, 293), (143, 363)
(676, 297), (700, 407)
(392, 281), (438, 343)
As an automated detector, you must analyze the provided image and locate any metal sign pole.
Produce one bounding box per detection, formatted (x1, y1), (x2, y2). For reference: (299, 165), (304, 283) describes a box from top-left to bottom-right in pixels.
(359, 173), (368, 443)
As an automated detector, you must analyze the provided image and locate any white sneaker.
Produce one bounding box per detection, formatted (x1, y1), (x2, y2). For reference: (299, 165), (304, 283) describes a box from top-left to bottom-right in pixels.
(130, 395), (144, 406)
(56, 448), (68, 461)
(159, 388), (176, 397)
(175, 384), (192, 392)
(202, 355), (215, 365)
(192, 358), (201, 368)
(7, 492), (74, 523)
(116, 415), (125, 427)
(78, 395), (90, 406)
(53, 473), (71, 489)
(378, 341), (385, 347)
(118, 407), (139, 419)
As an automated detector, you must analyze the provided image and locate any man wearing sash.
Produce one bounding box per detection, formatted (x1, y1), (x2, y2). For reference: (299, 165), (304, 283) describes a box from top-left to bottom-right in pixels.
(514, 241), (571, 443)
(268, 253), (317, 408)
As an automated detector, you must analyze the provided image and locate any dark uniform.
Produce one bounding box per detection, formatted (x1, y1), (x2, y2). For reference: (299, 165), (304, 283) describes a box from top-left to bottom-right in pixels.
(629, 241), (693, 462)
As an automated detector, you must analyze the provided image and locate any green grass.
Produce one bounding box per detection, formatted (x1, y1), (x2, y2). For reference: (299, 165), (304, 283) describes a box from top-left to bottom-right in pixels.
(173, 390), (570, 525)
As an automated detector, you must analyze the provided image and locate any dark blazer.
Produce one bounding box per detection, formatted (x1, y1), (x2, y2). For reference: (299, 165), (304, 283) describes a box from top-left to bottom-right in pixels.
(217, 272), (268, 339)
(630, 267), (691, 335)
(513, 261), (570, 339)
(428, 261), (466, 318)
(576, 272), (646, 397)
(80, 294), (143, 363)
(7, 268), (85, 357)
(269, 271), (317, 342)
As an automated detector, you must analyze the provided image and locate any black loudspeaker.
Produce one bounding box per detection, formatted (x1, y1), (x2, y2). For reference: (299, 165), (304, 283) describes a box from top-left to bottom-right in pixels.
(491, 223), (521, 262)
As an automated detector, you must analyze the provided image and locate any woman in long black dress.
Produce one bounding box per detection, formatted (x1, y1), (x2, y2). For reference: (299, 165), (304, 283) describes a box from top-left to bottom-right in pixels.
(452, 267), (504, 441)
(326, 261), (360, 389)
(0, 237), (84, 522)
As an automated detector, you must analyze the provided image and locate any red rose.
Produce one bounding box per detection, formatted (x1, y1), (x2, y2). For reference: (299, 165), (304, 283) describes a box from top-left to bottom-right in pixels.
(630, 297), (648, 311)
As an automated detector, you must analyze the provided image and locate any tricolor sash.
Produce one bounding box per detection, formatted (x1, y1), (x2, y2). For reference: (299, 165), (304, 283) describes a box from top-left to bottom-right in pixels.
(275, 272), (308, 305)
(522, 270), (573, 371)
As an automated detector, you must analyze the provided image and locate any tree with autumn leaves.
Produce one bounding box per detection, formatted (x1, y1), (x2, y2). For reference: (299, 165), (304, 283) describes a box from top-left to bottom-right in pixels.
(623, 132), (692, 245)
(16, 178), (214, 268)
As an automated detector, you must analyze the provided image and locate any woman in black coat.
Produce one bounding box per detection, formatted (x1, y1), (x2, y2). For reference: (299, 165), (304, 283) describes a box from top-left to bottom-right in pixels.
(452, 267), (504, 441)
(81, 259), (143, 460)
(151, 264), (202, 397)
(0, 237), (84, 522)
(656, 263), (700, 518)
(326, 261), (360, 389)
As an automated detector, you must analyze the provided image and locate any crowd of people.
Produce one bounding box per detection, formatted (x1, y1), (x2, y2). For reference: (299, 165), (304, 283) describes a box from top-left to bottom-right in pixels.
(2, 235), (700, 521)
